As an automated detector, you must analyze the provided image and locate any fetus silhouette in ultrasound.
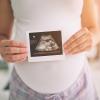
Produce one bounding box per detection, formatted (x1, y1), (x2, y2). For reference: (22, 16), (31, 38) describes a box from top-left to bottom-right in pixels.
(35, 35), (59, 52)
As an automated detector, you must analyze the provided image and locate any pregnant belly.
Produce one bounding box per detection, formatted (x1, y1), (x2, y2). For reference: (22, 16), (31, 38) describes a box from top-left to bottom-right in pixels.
(14, 53), (86, 94)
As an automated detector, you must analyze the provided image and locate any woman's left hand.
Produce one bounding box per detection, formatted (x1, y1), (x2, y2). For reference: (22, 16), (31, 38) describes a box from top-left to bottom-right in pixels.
(64, 28), (93, 55)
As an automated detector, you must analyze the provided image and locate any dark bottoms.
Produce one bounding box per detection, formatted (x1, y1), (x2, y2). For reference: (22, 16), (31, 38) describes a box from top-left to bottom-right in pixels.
(9, 66), (99, 100)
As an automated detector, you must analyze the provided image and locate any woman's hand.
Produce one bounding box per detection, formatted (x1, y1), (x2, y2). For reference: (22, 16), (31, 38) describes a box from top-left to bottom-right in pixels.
(0, 40), (27, 63)
(64, 28), (93, 55)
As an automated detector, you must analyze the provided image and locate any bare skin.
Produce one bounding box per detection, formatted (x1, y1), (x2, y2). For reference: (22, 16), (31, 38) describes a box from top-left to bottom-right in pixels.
(64, 0), (100, 54)
(0, 0), (99, 63)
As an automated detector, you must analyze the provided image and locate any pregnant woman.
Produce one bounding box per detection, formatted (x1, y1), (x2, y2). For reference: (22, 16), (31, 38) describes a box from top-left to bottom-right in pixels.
(0, 0), (100, 100)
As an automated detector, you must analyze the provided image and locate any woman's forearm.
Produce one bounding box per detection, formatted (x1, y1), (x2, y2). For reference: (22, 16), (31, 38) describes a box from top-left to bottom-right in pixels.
(0, 0), (14, 39)
(81, 0), (100, 46)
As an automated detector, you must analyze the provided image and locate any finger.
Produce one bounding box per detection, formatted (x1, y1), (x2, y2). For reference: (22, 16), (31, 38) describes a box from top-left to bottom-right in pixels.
(15, 57), (27, 63)
(69, 40), (92, 54)
(64, 28), (89, 48)
(1, 47), (27, 54)
(0, 40), (26, 48)
(66, 32), (91, 49)
(64, 34), (92, 52)
(3, 53), (27, 63)
(66, 40), (92, 54)
(71, 45), (92, 55)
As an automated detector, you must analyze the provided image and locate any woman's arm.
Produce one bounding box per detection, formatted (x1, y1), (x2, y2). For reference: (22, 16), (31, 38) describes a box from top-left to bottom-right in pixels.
(0, 0), (14, 39)
(81, 0), (100, 45)
(0, 0), (27, 63)
(64, 0), (100, 54)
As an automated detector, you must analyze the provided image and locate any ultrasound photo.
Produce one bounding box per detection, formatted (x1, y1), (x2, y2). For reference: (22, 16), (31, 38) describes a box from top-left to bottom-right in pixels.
(26, 30), (64, 62)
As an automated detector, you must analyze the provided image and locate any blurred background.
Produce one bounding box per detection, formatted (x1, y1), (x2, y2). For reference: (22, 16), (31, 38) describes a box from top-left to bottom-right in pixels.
(0, 1), (100, 100)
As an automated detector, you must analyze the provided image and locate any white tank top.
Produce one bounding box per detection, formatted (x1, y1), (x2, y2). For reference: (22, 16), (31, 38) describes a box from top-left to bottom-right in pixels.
(11, 0), (86, 93)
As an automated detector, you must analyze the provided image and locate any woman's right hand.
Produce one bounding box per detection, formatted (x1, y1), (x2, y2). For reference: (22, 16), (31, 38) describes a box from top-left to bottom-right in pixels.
(0, 40), (27, 63)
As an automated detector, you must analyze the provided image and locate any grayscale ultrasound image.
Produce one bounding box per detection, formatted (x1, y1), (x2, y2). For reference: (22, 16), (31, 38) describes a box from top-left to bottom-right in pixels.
(29, 31), (63, 57)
